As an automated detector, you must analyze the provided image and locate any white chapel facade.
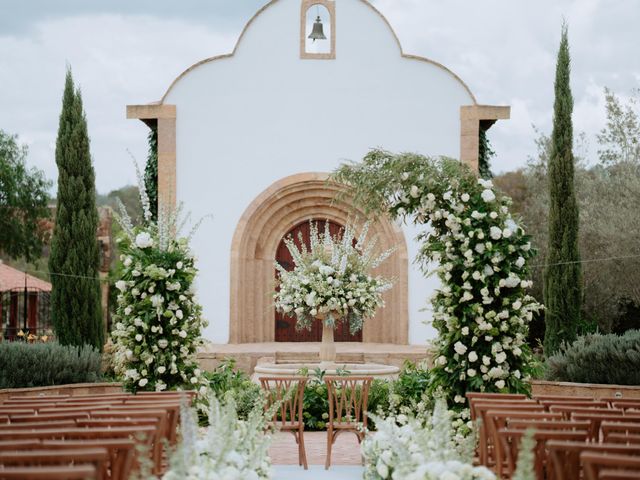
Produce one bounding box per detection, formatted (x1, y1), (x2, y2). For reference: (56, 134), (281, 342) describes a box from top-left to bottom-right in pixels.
(127, 0), (509, 346)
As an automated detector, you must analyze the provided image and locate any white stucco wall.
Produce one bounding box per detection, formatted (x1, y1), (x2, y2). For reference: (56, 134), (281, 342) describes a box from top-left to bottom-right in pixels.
(163, 0), (475, 344)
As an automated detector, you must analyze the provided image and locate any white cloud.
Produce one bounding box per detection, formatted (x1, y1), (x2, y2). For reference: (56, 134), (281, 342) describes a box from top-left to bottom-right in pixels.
(0, 14), (237, 193)
(0, 0), (638, 191)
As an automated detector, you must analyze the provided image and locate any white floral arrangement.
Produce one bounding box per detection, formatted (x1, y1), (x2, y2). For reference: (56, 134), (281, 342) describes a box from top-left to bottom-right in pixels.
(362, 399), (495, 480)
(333, 151), (542, 404)
(111, 166), (208, 393)
(274, 221), (394, 334)
(162, 394), (272, 480)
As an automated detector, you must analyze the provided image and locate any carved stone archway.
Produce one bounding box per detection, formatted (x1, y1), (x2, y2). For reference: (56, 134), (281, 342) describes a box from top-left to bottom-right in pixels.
(229, 172), (409, 344)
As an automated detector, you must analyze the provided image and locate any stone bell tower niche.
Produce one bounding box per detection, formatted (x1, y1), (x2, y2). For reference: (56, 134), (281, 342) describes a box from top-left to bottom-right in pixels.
(301, 0), (336, 59)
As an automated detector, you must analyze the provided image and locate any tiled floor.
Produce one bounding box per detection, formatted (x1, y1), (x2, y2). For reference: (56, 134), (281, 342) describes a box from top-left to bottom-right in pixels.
(269, 431), (363, 466)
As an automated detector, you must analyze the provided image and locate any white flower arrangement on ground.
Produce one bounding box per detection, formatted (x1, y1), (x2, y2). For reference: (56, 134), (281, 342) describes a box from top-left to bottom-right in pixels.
(333, 150), (543, 405)
(111, 165), (208, 393)
(362, 398), (495, 480)
(274, 221), (394, 334)
(161, 394), (272, 480)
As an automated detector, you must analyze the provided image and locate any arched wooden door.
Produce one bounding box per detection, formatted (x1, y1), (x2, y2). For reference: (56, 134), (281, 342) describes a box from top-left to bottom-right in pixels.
(275, 220), (363, 342)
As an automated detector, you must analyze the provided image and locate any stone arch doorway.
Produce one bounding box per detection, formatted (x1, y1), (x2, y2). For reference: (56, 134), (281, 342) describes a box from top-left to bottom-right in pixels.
(274, 219), (363, 342)
(229, 172), (409, 344)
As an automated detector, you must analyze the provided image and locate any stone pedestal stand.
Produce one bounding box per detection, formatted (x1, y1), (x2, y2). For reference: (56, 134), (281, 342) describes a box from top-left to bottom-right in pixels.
(320, 321), (336, 367)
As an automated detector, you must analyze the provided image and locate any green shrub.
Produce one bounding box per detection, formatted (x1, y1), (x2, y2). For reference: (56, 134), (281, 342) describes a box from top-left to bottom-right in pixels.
(545, 330), (640, 385)
(202, 359), (262, 421)
(0, 342), (102, 389)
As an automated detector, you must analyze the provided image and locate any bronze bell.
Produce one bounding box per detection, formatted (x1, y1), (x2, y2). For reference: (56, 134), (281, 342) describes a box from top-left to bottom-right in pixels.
(308, 16), (327, 42)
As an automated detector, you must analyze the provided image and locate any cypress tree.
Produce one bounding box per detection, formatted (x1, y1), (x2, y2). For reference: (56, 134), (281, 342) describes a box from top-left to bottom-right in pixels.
(49, 69), (104, 350)
(543, 23), (582, 354)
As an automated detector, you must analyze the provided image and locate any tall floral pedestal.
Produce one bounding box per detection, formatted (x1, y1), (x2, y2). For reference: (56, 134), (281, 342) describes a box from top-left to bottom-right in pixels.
(319, 322), (336, 367)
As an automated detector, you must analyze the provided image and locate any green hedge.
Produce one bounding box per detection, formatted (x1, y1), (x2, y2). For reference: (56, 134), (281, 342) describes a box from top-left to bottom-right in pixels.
(545, 330), (640, 385)
(0, 342), (102, 389)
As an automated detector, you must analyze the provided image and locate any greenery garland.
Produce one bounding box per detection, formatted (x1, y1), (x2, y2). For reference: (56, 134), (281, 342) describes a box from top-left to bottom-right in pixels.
(332, 150), (542, 406)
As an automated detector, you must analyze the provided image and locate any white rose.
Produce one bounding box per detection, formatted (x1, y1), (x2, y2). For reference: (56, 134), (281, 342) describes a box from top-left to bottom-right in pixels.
(135, 232), (153, 249)
(401, 172), (409, 181)
(515, 256), (526, 268)
(489, 226), (502, 240)
(495, 380), (506, 389)
(495, 351), (507, 364)
(454, 341), (468, 355)
(478, 178), (494, 189)
(176, 261), (183, 269)
(135, 334), (143, 342)
(124, 306), (132, 316)
(461, 327), (470, 336)
(502, 228), (513, 238)
(410, 185), (420, 198)
(158, 339), (168, 349)
(481, 189), (496, 202)
(376, 460), (389, 478)
(467, 369), (477, 377)
(482, 355), (491, 366)
(138, 378), (148, 387)
(436, 355), (447, 366)
(115, 280), (127, 292)
(176, 310), (184, 319)
(461, 193), (470, 202)
(475, 243), (485, 254)
(179, 330), (188, 338)
(468, 351), (478, 362)
(190, 377), (198, 384)
(490, 211), (499, 219)
(157, 366), (166, 374)
(123, 257), (132, 267)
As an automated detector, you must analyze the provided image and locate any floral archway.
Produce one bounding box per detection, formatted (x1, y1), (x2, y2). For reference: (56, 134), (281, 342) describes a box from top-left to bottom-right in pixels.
(333, 150), (542, 404)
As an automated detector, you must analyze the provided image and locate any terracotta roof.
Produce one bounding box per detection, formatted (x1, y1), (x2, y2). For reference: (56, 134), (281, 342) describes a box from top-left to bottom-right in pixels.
(0, 262), (52, 292)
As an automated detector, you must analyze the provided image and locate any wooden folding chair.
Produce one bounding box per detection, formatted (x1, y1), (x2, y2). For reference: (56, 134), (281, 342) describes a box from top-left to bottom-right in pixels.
(109, 403), (180, 444)
(0, 464), (97, 479)
(572, 413), (640, 441)
(581, 451), (640, 480)
(260, 376), (308, 470)
(324, 376), (372, 470)
(0, 448), (108, 480)
(474, 402), (544, 467)
(485, 410), (563, 478)
(498, 428), (589, 480)
(41, 439), (136, 480)
(547, 440), (640, 480)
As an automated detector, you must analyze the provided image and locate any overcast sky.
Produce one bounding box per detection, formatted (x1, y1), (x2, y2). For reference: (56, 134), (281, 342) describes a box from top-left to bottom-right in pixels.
(1, 0), (638, 194)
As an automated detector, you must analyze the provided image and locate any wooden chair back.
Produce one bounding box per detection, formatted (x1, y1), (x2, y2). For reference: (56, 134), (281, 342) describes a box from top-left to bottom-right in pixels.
(602, 421), (640, 441)
(573, 412), (640, 441)
(498, 428), (589, 480)
(325, 376), (372, 430)
(547, 440), (640, 480)
(475, 402), (544, 466)
(259, 377), (307, 428)
(0, 448), (107, 480)
(605, 433), (640, 444)
(550, 406), (622, 419)
(41, 439), (136, 480)
(0, 464), (97, 479)
(581, 451), (640, 480)
(533, 395), (594, 402)
(540, 400), (609, 409)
